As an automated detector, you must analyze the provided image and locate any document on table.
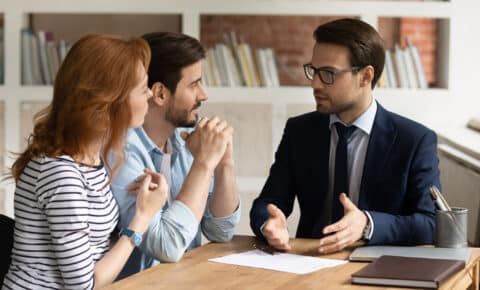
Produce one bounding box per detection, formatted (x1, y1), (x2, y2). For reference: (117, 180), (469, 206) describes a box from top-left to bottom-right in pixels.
(208, 250), (347, 274)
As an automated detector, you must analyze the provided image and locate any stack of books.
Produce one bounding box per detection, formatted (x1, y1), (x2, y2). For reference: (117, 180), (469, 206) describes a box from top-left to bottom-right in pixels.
(21, 29), (71, 85)
(378, 39), (428, 89)
(202, 31), (280, 87)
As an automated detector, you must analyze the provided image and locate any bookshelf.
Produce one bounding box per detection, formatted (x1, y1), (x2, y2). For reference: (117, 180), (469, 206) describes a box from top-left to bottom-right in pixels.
(0, 1), (456, 230)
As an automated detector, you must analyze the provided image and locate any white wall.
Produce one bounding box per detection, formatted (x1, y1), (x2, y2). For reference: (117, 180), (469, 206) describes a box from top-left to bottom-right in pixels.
(451, 0), (480, 125)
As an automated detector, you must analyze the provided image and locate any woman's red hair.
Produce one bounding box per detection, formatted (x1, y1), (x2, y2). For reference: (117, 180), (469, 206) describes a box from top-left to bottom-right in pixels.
(11, 34), (151, 182)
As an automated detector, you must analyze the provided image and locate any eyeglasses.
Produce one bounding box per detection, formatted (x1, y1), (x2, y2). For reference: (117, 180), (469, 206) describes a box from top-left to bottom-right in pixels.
(303, 63), (361, 85)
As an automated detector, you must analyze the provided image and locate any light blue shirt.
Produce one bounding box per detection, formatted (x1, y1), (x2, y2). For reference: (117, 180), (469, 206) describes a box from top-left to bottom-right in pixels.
(328, 99), (377, 238)
(111, 127), (240, 279)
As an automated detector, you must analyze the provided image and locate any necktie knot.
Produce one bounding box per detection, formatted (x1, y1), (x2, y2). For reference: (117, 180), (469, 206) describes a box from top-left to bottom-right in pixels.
(335, 123), (356, 140)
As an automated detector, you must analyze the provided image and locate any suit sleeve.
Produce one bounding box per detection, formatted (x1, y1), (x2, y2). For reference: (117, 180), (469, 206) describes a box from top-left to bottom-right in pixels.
(250, 119), (297, 240)
(368, 129), (439, 245)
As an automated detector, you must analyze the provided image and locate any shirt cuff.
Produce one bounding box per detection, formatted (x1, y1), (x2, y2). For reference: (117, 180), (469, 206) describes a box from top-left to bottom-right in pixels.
(363, 210), (374, 240)
(260, 222), (266, 236)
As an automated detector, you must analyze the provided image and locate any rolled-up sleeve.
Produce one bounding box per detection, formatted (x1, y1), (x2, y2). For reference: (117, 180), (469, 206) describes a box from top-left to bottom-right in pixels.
(141, 200), (199, 262)
(110, 149), (144, 231)
(112, 146), (200, 263)
(201, 194), (241, 242)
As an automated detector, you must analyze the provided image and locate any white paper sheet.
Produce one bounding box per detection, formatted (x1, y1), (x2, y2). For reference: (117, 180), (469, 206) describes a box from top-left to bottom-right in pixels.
(208, 250), (347, 275)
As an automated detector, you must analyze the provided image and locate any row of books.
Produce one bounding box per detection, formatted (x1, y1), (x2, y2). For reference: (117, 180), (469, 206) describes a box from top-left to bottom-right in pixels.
(21, 29), (71, 85)
(379, 41), (428, 89)
(201, 32), (280, 87)
(17, 28), (428, 90)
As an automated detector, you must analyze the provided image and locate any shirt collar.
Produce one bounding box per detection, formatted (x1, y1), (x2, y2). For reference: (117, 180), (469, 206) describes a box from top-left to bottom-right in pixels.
(329, 99), (377, 135)
(134, 126), (185, 155)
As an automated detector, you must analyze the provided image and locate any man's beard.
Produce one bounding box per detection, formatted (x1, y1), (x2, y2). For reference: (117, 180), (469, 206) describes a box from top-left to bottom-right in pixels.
(314, 89), (354, 115)
(166, 102), (201, 128)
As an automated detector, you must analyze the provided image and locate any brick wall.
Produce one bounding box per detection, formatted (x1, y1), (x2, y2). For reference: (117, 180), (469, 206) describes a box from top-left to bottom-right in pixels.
(399, 18), (437, 86)
(200, 15), (347, 86)
(201, 15), (438, 87)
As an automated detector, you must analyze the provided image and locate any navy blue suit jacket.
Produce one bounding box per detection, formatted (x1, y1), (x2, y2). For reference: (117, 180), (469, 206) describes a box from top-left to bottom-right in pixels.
(250, 103), (440, 245)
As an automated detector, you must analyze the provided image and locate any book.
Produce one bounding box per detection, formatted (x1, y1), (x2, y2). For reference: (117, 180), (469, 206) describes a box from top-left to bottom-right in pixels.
(36, 30), (52, 85)
(351, 255), (465, 289)
(29, 31), (43, 85)
(255, 48), (272, 87)
(264, 48), (280, 87)
(224, 31), (246, 86)
(407, 40), (428, 89)
(349, 245), (471, 263)
(21, 29), (34, 85)
(201, 58), (212, 87)
(213, 44), (228, 86)
(402, 45), (418, 89)
(58, 39), (69, 64)
(206, 48), (221, 86)
(384, 49), (397, 88)
(45, 32), (60, 83)
(237, 43), (253, 87)
(241, 43), (260, 87)
(393, 44), (408, 88)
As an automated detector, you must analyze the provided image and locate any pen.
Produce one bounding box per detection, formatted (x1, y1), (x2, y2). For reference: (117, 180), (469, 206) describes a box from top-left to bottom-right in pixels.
(430, 186), (467, 241)
(253, 243), (276, 255)
(429, 186), (448, 211)
(432, 186), (452, 211)
(259, 246), (276, 255)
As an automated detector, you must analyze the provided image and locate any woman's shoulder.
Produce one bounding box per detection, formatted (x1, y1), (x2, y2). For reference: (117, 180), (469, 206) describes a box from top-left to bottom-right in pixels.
(29, 155), (86, 184)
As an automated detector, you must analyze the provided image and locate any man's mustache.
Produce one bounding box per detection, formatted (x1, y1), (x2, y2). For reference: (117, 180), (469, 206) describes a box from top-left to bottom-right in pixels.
(192, 102), (202, 110)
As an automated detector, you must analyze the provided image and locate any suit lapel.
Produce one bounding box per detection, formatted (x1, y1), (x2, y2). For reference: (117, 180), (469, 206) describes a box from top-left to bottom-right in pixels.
(310, 113), (330, 197)
(359, 103), (397, 209)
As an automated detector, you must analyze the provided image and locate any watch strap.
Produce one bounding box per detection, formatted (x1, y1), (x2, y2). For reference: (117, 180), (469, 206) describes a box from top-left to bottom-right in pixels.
(119, 228), (143, 246)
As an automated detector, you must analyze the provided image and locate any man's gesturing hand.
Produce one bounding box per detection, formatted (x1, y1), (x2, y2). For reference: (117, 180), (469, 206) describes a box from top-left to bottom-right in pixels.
(261, 204), (291, 251)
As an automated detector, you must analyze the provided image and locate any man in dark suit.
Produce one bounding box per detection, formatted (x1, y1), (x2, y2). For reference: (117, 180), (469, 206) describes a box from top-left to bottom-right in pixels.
(250, 18), (440, 254)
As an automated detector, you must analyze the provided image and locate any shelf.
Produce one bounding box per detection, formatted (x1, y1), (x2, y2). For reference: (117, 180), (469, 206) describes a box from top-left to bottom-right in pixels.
(2, 0), (452, 17)
(0, 0), (457, 217)
(201, 14), (449, 88)
(29, 13), (181, 44)
(378, 16), (450, 89)
(0, 86), (450, 103)
(21, 13), (182, 86)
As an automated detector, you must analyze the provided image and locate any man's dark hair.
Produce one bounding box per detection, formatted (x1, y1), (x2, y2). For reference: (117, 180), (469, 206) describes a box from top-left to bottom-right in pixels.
(142, 32), (206, 94)
(314, 18), (385, 89)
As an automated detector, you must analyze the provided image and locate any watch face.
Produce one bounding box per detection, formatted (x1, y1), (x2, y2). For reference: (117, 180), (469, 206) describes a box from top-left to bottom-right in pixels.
(132, 234), (143, 246)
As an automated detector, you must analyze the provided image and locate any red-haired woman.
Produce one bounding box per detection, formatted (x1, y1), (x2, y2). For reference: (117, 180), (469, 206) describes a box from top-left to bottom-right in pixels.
(2, 34), (167, 289)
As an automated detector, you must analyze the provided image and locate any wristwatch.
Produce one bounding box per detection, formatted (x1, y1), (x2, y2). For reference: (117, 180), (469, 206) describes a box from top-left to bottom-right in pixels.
(119, 228), (143, 246)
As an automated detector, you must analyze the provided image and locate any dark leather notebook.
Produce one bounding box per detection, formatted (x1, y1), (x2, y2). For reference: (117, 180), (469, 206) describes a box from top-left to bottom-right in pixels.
(351, 255), (465, 289)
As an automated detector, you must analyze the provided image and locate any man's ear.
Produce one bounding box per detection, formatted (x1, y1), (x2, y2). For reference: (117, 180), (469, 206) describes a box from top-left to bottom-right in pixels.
(150, 82), (170, 106)
(360, 65), (374, 88)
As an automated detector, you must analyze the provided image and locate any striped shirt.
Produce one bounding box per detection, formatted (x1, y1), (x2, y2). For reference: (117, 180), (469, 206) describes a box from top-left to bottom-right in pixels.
(3, 156), (119, 290)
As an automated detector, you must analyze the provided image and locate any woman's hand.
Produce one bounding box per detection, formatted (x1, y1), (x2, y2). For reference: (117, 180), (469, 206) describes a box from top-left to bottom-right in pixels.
(128, 168), (168, 220)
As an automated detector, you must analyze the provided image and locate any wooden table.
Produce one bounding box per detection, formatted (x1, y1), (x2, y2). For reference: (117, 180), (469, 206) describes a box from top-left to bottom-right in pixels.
(104, 235), (480, 290)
